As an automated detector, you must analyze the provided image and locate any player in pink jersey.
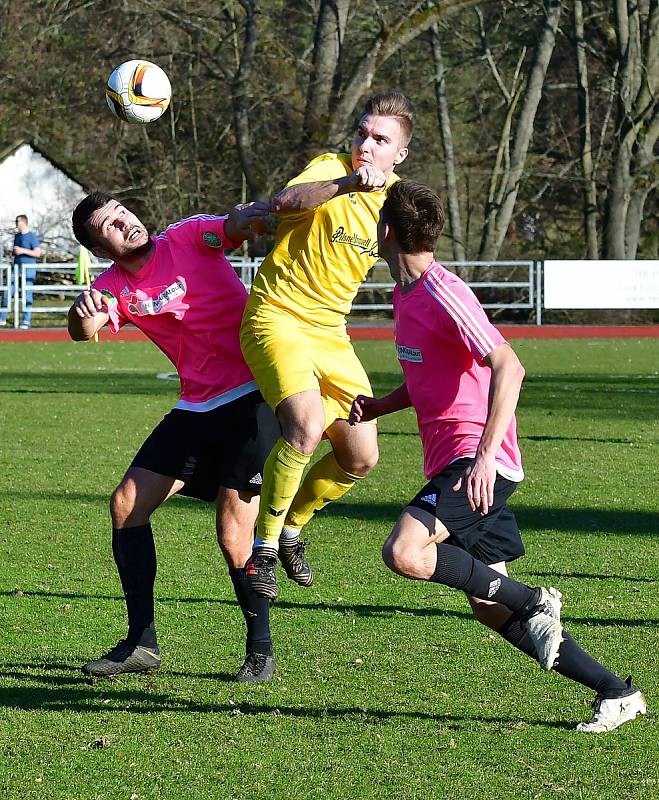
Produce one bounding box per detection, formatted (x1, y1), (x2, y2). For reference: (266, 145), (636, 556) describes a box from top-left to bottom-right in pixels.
(67, 192), (280, 683)
(349, 180), (645, 732)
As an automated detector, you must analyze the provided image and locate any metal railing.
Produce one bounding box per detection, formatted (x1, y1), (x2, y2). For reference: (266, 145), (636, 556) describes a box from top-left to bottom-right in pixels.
(0, 262), (15, 322)
(230, 257), (539, 319)
(351, 260), (535, 313)
(0, 263), (110, 326)
(0, 258), (542, 327)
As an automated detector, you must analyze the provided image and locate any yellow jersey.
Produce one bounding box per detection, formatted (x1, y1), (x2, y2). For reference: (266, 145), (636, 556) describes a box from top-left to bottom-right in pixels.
(244, 153), (399, 329)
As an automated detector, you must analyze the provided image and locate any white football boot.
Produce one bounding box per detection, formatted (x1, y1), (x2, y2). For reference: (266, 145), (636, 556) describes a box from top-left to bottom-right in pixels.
(523, 587), (564, 670)
(577, 678), (647, 733)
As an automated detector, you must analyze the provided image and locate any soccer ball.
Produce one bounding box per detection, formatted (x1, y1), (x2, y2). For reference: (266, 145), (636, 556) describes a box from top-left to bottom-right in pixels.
(105, 60), (171, 124)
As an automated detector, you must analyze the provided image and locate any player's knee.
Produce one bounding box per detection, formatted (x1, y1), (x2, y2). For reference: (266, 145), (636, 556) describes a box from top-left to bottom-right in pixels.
(364, 444), (379, 473)
(278, 398), (325, 454)
(343, 444), (379, 477)
(381, 540), (397, 572)
(110, 482), (135, 525)
(284, 419), (324, 454)
(110, 481), (146, 527)
(382, 538), (422, 579)
(217, 532), (243, 567)
(217, 522), (250, 556)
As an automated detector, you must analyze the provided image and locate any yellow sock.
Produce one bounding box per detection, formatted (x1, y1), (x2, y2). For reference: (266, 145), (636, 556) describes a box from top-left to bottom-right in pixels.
(286, 451), (361, 531)
(256, 437), (311, 546)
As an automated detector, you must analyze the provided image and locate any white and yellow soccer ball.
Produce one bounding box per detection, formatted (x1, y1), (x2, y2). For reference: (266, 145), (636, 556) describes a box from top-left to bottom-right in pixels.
(105, 60), (171, 124)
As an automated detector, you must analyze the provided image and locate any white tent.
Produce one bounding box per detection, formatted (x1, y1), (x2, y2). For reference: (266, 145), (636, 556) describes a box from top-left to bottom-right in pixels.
(0, 141), (87, 258)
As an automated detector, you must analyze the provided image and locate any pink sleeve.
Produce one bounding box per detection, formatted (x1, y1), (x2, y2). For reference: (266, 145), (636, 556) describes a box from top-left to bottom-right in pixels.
(424, 272), (506, 362)
(90, 268), (125, 333)
(202, 214), (241, 250)
(164, 214), (241, 252)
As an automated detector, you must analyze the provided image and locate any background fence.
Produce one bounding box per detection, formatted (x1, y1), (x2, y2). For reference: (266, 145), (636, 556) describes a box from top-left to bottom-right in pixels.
(0, 258), (543, 328)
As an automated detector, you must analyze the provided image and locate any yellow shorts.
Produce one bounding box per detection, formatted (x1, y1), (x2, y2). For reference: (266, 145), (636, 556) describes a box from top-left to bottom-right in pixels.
(240, 311), (373, 430)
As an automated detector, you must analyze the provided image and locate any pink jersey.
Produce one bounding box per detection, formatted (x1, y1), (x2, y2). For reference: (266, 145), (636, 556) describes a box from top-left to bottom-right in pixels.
(393, 261), (523, 481)
(92, 215), (256, 409)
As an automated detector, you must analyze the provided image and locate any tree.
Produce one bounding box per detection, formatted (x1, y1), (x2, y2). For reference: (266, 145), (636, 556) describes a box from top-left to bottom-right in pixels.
(1, 0), (656, 265)
(603, 0), (658, 259)
(573, 0), (599, 258)
(478, 0), (563, 261)
(430, 22), (466, 260)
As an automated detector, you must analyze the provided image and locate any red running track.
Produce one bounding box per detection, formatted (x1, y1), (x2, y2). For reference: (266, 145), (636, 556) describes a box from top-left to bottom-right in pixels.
(1, 325), (658, 343)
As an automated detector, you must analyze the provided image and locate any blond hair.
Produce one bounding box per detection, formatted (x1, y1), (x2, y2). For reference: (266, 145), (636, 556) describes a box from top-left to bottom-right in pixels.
(362, 92), (415, 146)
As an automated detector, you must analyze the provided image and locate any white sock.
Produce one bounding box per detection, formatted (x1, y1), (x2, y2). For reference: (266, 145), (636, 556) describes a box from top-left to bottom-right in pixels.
(279, 526), (301, 545)
(253, 537), (279, 553)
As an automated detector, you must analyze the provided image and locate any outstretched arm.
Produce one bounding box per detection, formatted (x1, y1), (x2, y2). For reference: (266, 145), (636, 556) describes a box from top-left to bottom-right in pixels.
(349, 383), (412, 425)
(453, 343), (525, 514)
(223, 201), (272, 244)
(272, 165), (388, 213)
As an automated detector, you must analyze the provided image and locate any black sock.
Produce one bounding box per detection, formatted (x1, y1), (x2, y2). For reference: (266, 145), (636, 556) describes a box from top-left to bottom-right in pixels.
(500, 619), (628, 697)
(431, 543), (537, 614)
(229, 568), (272, 656)
(112, 524), (157, 646)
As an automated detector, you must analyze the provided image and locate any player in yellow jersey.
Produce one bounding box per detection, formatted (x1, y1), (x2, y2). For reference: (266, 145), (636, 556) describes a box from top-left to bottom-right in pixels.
(240, 92), (414, 598)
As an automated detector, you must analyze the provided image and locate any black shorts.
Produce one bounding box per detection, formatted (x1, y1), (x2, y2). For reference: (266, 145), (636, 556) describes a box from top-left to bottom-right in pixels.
(131, 390), (280, 502)
(408, 458), (525, 565)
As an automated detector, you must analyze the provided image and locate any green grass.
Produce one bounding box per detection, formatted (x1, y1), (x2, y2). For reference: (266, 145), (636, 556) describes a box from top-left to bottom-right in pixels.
(0, 337), (657, 800)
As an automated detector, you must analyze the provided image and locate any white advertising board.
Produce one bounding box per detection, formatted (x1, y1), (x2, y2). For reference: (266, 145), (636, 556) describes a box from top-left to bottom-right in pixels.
(544, 260), (659, 309)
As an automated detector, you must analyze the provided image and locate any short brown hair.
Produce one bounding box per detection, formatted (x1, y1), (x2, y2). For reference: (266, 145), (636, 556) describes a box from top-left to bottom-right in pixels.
(382, 180), (445, 254)
(72, 191), (115, 249)
(362, 91), (415, 146)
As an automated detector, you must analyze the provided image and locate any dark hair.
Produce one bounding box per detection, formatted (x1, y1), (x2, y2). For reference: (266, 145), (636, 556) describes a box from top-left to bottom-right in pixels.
(16, 214), (28, 225)
(362, 92), (415, 146)
(72, 191), (114, 249)
(382, 180), (445, 254)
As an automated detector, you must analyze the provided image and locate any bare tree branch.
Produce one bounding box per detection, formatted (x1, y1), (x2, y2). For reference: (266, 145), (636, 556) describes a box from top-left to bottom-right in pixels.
(574, 0), (598, 258)
(430, 21), (466, 260)
(475, 6), (511, 103)
(604, 0), (658, 257)
(327, 0), (488, 146)
(479, 0), (563, 260)
(232, 0), (264, 198)
(302, 0), (350, 154)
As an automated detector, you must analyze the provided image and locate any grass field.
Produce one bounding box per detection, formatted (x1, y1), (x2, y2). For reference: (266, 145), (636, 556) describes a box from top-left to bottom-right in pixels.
(0, 337), (657, 800)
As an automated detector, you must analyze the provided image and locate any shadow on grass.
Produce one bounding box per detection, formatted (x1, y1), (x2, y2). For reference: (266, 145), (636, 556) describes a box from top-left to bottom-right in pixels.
(526, 570), (657, 584)
(2, 590), (656, 628)
(377, 432), (644, 445)
(0, 489), (110, 504)
(0, 371), (177, 396)
(513, 506), (659, 536)
(2, 489), (657, 537)
(0, 589), (472, 621)
(322, 500), (659, 537)
(0, 664), (573, 728)
(519, 376), (658, 421)
(520, 434), (638, 444)
(0, 489), (215, 511)
(373, 431), (645, 446)
(0, 662), (236, 685)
